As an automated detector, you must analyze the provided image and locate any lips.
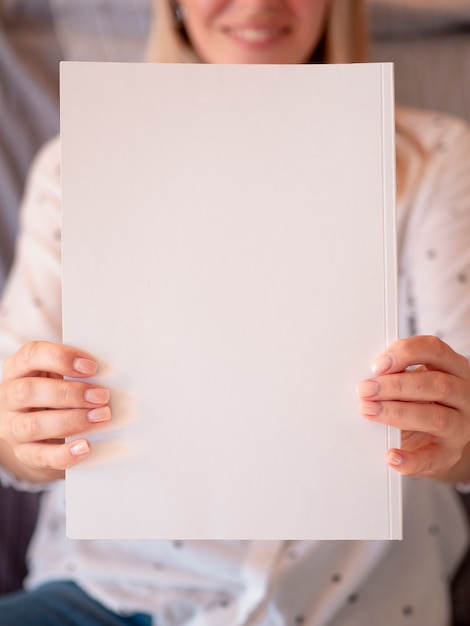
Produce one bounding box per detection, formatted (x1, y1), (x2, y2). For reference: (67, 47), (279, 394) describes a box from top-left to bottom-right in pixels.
(222, 24), (289, 47)
(229, 27), (285, 42)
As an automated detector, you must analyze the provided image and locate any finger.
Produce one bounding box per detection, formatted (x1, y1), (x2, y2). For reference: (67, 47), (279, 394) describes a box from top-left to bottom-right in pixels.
(386, 444), (459, 477)
(371, 336), (470, 378)
(357, 370), (469, 410)
(3, 341), (98, 381)
(16, 438), (91, 472)
(359, 399), (464, 440)
(401, 430), (435, 453)
(11, 406), (111, 443)
(4, 377), (109, 412)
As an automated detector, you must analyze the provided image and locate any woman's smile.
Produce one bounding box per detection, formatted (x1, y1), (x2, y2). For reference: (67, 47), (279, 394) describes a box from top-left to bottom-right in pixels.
(221, 22), (291, 49)
(180, 0), (329, 64)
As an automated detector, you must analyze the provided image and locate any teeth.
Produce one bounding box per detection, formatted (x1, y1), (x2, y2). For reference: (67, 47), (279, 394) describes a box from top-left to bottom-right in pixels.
(233, 29), (277, 42)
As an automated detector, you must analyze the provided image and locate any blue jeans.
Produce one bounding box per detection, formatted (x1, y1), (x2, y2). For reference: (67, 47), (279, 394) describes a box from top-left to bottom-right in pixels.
(0, 581), (152, 626)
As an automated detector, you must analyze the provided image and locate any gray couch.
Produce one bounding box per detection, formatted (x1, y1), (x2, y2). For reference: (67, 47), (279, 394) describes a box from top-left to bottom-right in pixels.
(0, 0), (150, 596)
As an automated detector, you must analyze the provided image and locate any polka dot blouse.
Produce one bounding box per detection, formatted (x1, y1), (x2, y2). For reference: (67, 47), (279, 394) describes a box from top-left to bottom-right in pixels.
(0, 106), (469, 625)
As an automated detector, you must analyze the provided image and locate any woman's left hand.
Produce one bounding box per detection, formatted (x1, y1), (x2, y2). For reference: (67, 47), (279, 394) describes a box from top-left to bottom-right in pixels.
(357, 335), (470, 482)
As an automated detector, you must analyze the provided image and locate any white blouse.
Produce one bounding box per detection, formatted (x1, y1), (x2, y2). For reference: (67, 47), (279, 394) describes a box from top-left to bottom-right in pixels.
(1, 106), (470, 626)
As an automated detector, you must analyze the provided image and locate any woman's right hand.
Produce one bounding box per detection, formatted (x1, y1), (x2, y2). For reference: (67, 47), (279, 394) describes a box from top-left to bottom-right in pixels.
(0, 341), (111, 483)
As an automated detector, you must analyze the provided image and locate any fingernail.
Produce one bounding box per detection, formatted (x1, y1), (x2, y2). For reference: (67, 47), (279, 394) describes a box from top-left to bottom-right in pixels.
(372, 354), (393, 375)
(359, 400), (383, 417)
(70, 439), (90, 457)
(87, 406), (111, 423)
(73, 357), (98, 375)
(356, 379), (380, 398)
(387, 450), (404, 466)
(84, 388), (109, 404)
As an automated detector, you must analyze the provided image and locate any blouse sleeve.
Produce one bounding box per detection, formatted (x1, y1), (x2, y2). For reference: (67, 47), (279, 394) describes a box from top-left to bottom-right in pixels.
(0, 136), (62, 490)
(399, 114), (470, 360)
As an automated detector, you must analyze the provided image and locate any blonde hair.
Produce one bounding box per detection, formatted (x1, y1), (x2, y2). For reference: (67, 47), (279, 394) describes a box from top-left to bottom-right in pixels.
(146, 0), (368, 64)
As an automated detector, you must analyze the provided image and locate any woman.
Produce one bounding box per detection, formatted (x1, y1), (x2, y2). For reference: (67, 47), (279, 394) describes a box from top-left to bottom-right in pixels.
(0, 0), (470, 624)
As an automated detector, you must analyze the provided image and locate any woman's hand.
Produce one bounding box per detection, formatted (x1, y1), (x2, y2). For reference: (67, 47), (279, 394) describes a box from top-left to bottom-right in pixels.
(357, 335), (470, 483)
(0, 341), (111, 483)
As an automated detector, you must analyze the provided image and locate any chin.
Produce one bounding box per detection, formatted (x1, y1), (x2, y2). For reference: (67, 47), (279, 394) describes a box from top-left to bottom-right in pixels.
(216, 50), (299, 65)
